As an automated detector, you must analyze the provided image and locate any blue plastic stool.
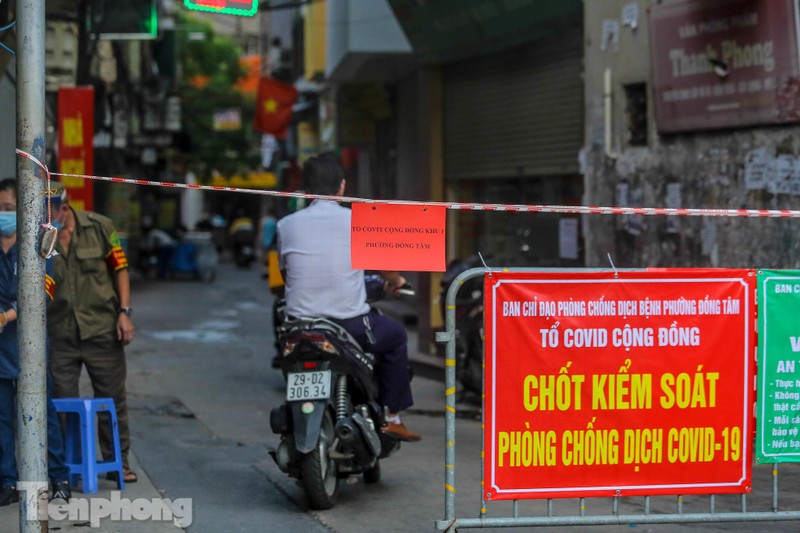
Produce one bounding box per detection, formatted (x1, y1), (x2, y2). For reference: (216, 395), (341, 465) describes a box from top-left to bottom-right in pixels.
(52, 398), (126, 494)
(168, 242), (198, 275)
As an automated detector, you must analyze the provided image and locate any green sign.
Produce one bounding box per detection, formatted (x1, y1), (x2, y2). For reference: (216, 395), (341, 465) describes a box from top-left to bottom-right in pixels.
(90, 0), (158, 40)
(756, 270), (800, 463)
(184, 0), (258, 17)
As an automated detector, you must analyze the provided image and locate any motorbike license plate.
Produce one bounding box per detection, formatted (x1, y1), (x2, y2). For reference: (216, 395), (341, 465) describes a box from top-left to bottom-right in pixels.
(286, 370), (331, 401)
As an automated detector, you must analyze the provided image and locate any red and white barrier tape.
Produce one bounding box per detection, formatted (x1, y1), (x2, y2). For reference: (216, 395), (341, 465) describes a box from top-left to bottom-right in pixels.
(16, 149), (56, 223)
(16, 148), (800, 218)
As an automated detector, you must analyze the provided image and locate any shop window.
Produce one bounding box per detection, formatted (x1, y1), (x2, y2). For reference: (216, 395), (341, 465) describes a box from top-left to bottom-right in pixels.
(624, 82), (648, 147)
(453, 177), (576, 267)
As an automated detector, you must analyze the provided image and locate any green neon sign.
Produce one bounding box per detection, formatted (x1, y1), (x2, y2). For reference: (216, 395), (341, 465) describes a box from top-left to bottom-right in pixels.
(90, 0), (159, 40)
(184, 0), (258, 17)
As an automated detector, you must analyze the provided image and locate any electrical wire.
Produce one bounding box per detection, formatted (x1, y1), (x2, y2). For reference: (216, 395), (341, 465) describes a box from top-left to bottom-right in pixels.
(0, 20), (15, 55)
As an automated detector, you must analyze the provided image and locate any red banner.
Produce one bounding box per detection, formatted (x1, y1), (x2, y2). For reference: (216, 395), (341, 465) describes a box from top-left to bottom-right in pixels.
(484, 270), (755, 500)
(57, 87), (94, 211)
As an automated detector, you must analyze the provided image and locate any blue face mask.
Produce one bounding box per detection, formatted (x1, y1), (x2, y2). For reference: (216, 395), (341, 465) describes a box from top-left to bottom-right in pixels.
(0, 212), (16, 235)
(52, 219), (63, 231)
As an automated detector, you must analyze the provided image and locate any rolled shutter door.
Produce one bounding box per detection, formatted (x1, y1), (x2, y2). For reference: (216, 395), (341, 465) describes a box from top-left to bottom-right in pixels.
(444, 27), (583, 180)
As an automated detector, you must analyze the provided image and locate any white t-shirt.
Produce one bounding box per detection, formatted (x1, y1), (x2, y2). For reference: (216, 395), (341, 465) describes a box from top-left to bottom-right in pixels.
(277, 200), (369, 320)
(144, 229), (176, 251)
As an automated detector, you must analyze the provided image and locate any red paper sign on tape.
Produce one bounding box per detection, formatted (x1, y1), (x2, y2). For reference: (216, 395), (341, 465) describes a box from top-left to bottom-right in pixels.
(351, 203), (446, 272)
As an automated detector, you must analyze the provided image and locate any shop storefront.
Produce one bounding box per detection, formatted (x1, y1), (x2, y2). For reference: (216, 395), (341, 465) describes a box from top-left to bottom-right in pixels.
(442, 26), (585, 265)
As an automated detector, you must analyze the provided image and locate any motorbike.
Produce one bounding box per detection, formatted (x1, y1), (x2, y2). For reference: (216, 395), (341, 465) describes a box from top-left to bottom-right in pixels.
(269, 275), (408, 509)
(440, 256), (485, 397)
(229, 216), (257, 268)
(233, 242), (256, 268)
(270, 275), (386, 368)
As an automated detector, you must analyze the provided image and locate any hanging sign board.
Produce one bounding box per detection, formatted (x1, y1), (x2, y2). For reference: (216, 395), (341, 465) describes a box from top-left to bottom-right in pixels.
(184, 0), (257, 17)
(649, 0), (800, 132)
(57, 87), (95, 212)
(351, 203), (446, 272)
(484, 270), (755, 500)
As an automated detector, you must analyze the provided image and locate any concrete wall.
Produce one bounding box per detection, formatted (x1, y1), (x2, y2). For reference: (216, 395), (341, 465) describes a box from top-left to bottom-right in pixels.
(395, 72), (418, 201)
(268, 6), (294, 50)
(346, 0), (410, 53)
(326, 0), (347, 77)
(584, 0), (800, 269)
(326, 0), (411, 78)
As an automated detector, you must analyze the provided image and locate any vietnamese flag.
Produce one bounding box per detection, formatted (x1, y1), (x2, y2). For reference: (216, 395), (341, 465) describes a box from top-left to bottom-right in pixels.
(254, 77), (297, 139)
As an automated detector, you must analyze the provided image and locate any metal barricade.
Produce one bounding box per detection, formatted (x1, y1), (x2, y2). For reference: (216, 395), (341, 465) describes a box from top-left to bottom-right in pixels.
(435, 267), (800, 531)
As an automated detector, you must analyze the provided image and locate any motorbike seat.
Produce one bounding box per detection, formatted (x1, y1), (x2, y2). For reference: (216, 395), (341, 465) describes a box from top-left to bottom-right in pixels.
(280, 317), (376, 373)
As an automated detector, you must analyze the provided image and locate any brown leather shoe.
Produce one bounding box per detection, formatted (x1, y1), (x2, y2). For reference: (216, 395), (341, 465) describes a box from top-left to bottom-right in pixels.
(382, 421), (422, 442)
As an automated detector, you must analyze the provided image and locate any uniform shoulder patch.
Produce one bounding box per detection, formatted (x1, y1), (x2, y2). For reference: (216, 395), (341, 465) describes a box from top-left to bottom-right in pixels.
(108, 231), (122, 248)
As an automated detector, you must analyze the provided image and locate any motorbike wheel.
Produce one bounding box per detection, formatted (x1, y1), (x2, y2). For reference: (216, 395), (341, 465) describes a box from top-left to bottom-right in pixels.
(300, 409), (339, 509)
(363, 460), (381, 484)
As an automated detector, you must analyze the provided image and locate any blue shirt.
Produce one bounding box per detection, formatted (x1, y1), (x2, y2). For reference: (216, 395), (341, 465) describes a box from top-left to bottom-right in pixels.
(0, 244), (20, 380)
(261, 216), (277, 248)
(0, 244), (53, 380)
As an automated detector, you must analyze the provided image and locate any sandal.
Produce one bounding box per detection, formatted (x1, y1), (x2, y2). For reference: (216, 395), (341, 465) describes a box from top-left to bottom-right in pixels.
(107, 469), (138, 483)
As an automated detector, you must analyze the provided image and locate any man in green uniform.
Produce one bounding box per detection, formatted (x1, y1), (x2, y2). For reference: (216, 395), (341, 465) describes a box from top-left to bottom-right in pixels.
(47, 183), (137, 483)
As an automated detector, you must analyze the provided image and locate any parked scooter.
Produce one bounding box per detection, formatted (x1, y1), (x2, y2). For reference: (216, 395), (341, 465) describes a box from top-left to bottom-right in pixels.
(269, 276), (410, 509)
(440, 256), (485, 397)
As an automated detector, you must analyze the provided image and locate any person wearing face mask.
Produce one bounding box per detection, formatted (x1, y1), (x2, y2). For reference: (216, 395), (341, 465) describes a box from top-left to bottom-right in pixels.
(0, 178), (71, 506)
(46, 181), (137, 484)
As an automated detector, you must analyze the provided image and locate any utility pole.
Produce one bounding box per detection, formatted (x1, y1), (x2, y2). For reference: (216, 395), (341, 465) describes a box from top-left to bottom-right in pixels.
(15, 0), (49, 531)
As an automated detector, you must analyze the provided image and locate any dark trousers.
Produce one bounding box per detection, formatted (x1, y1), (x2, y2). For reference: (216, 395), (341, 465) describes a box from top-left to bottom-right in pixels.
(0, 376), (69, 486)
(334, 309), (413, 413)
(50, 333), (130, 470)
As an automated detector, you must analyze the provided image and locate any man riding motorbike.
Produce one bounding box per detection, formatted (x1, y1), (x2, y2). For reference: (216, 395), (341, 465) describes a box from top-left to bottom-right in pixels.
(276, 153), (421, 442)
(229, 209), (256, 268)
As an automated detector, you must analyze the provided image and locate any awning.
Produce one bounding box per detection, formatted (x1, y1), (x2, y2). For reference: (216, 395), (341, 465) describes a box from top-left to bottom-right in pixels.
(388, 0), (583, 64)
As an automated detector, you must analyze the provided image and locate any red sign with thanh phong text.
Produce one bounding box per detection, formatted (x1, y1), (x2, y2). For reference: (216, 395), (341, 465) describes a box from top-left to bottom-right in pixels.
(484, 270), (755, 500)
(650, 0), (800, 132)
